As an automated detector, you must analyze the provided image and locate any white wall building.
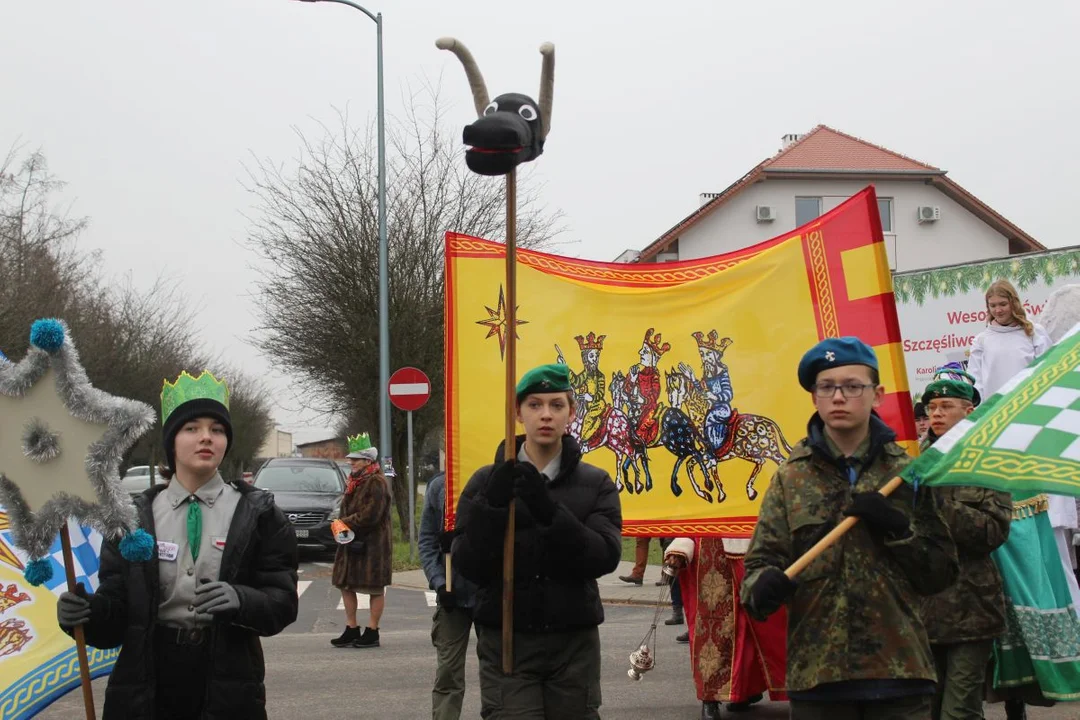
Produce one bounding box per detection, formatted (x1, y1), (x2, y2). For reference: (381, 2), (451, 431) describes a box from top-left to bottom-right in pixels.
(635, 126), (1043, 269)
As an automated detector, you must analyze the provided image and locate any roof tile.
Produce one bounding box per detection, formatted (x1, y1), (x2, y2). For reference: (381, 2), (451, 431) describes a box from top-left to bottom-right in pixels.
(765, 125), (939, 172)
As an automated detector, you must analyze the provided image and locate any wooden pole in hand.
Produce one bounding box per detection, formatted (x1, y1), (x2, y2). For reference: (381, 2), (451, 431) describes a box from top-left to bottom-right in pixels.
(502, 168), (518, 674)
(60, 524), (97, 720)
(784, 476), (905, 578)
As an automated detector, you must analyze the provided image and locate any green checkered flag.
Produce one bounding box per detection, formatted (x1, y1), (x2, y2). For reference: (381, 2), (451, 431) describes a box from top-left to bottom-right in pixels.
(902, 323), (1080, 496)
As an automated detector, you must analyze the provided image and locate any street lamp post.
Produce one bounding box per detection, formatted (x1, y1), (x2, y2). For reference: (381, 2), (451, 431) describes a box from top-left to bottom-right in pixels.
(295, 0), (391, 474)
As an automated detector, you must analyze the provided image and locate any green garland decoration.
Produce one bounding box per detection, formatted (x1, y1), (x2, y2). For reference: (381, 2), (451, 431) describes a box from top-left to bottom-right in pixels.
(893, 249), (1080, 305)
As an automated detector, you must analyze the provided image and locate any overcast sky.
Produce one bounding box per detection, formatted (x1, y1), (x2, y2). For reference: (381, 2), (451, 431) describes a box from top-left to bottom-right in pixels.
(3, 0), (1076, 442)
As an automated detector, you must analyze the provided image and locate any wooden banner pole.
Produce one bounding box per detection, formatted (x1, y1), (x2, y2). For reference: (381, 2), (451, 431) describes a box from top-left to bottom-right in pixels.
(502, 168), (518, 674)
(60, 524), (97, 720)
(784, 477), (904, 579)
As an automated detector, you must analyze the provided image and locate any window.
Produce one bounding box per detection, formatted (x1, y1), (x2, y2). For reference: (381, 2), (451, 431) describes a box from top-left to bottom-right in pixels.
(877, 198), (893, 233)
(795, 197), (822, 227)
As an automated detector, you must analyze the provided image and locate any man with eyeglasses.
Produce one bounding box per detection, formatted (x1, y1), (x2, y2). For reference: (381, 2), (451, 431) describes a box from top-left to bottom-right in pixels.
(741, 336), (958, 720)
(917, 372), (1011, 720)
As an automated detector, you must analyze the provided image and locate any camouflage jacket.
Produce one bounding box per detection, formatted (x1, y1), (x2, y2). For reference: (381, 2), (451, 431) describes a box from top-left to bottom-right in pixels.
(741, 414), (958, 692)
(918, 432), (1012, 645)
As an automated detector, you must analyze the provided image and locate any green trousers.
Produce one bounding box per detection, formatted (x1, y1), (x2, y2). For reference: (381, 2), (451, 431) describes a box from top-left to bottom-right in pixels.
(790, 694), (932, 719)
(475, 624), (601, 720)
(431, 607), (475, 720)
(932, 640), (994, 720)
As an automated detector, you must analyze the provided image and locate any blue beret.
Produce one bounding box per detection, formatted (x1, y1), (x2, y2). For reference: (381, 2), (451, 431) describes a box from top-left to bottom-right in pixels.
(797, 337), (878, 391)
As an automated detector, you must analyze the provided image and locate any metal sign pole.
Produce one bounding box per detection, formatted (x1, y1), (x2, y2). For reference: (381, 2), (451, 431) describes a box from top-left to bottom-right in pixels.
(407, 409), (416, 561)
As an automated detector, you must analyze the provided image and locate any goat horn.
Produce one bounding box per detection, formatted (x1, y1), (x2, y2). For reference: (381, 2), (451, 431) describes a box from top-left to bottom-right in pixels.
(435, 37), (491, 117)
(537, 42), (555, 140)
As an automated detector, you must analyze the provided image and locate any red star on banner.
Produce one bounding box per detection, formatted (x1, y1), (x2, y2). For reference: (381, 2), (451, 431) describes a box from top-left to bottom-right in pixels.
(476, 285), (528, 359)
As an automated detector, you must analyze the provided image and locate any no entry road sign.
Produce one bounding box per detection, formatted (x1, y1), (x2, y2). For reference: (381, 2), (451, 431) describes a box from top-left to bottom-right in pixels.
(388, 367), (431, 412)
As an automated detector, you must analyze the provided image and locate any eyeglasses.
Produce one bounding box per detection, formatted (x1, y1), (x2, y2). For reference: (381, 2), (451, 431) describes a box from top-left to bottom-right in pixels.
(812, 382), (876, 399)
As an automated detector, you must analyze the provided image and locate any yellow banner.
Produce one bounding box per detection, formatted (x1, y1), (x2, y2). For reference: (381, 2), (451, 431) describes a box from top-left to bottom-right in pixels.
(445, 188), (915, 536)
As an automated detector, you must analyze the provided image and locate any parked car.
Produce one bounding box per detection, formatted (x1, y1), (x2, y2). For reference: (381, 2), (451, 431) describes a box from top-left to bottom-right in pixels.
(253, 458), (345, 552)
(120, 465), (165, 498)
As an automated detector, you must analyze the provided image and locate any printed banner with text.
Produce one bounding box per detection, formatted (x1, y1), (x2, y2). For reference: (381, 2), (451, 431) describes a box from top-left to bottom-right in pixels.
(445, 187), (916, 536)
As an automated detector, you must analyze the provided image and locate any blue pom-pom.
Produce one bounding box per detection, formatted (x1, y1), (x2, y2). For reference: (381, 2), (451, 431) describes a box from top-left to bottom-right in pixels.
(24, 558), (54, 586)
(119, 528), (154, 562)
(30, 319), (65, 353)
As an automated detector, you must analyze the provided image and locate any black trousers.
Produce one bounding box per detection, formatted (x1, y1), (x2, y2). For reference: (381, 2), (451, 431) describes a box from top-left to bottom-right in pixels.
(154, 628), (210, 719)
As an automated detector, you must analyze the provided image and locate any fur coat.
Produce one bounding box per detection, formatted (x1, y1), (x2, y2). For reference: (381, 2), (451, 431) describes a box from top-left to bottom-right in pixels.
(332, 466), (393, 590)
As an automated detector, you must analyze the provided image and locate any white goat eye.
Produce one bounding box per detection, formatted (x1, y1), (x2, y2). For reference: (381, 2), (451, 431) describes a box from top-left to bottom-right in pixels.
(518, 105), (538, 121)
(484, 101), (499, 116)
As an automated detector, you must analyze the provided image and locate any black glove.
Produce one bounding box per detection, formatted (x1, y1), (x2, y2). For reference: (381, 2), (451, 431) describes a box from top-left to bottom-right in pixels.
(514, 462), (557, 523)
(486, 461), (515, 508)
(439, 530), (456, 554)
(57, 582), (92, 628)
(844, 492), (911, 540)
(747, 567), (797, 618)
(436, 584), (457, 610)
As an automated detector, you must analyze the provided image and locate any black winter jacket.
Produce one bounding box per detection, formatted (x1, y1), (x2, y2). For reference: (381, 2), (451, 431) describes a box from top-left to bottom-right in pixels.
(451, 436), (622, 633)
(70, 481), (298, 719)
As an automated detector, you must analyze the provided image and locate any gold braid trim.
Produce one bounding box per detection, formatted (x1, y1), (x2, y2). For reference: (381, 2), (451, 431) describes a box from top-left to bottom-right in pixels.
(1012, 494), (1049, 520)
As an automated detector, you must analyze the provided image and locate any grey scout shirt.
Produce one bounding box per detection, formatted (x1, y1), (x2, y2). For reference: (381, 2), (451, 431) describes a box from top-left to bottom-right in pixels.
(518, 444), (560, 483)
(153, 473), (242, 628)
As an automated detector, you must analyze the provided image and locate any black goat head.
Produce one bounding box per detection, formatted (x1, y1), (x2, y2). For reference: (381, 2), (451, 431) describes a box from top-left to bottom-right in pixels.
(436, 38), (554, 177)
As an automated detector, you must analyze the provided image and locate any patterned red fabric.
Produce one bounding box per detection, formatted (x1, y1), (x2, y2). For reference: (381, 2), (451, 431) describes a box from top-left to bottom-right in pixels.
(625, 366), (661, 445)
(678, 537), (788, 703)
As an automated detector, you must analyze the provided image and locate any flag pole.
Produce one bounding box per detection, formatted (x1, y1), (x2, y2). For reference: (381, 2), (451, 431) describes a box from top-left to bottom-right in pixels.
(502, 167), (518, 673)
(60, 524), (97, 720)
(784, 476), (904, 578)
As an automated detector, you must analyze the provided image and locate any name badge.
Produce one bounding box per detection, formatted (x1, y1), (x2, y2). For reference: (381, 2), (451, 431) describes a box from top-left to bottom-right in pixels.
(157, 541), (179, 562)
(212, 537), (227, 551)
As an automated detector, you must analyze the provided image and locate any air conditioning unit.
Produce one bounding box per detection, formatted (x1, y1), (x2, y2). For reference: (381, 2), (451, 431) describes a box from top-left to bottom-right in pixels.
(756, 205), (776, 222)
(917, 205), (941, 223)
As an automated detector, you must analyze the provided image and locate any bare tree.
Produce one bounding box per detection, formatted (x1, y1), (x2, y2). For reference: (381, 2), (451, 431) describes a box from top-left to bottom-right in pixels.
(245, 84), (563, 533)
(0, 146), (275, 476)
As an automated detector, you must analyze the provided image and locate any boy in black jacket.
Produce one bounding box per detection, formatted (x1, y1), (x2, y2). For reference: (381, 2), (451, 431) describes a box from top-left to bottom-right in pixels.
(452, 363), (623, 719)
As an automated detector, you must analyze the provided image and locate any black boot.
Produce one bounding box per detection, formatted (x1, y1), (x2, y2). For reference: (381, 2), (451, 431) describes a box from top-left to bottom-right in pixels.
(701, 701), (722, 720)
(726, 694), (763, 712)
(330, 625), (361, 647)
(1005, 699), (1027, 720)
(353, 626), (380, 648)
(664, 605), (685, 625)
(676, 631), (690, 644)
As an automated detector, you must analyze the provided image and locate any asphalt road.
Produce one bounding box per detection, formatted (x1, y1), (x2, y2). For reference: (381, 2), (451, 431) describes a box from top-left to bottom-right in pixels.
(36, 556), (1074, 719)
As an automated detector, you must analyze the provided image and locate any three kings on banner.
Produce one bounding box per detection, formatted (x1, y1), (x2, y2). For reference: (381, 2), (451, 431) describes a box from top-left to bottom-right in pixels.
(444, 186), (917, 536)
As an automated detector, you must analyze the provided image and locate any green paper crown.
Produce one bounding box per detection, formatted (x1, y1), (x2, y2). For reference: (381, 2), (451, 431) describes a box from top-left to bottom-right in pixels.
(347, 433), (373, 454)
(161, 370), (230, 423)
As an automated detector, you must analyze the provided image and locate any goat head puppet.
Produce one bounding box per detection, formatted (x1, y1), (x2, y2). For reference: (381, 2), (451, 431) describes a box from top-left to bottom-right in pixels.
(436, 38), (554, 176)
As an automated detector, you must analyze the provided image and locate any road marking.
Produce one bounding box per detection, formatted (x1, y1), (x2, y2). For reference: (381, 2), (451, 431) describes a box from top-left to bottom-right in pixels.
(425, 591), (437, 607)
(389, 382), (429, 395)
(337, 593), (375, 610)
(297, 580), (312, 597)
(313, 561), (332, 568)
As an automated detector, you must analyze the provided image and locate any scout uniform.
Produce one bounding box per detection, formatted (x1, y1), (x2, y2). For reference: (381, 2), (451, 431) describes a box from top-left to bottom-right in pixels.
(918, 375), (1012, 720)
(741, 337), (959, 720)
(451, 364), (623, 720)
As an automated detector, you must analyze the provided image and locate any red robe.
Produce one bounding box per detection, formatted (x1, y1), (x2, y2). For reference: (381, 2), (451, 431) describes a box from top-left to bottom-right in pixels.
(626, 365), (661, 445)
(677, 537), (788, 703)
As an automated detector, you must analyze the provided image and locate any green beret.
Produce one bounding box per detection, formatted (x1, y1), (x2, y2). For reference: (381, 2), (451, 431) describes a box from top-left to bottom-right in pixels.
(797, 337), (879, 391)
(516, 363), (572, 400)
(922, 379), (977, 406)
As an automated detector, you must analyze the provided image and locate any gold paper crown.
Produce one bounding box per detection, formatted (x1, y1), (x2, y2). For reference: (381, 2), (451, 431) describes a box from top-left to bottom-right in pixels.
(692, 330), (733, 353)
(574, 332), (606, 352)
(643, 328), (671, 357)
(160, 371), (230, 424)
